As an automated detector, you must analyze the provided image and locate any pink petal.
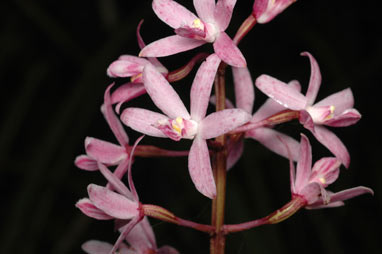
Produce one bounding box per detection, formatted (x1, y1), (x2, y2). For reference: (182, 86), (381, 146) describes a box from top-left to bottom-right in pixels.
(213, 32), (246, 67)
(312, 125), (350, 168)
(245, 127), (300, 161)
(188, 137), (216, 198)
(214, 0), (237, 31)
(194, 0), (215, 22)
(143, 63), (190, 119)
(111, 82), (147, 114)
(226, 139), (244, 170)
(107, 56), (149, 78)
(294, 134), (312, 192)
(158, 245), (180, 254)
(253, 0), (296, 24)
(232, 66), (254, 113)
(74, 155), (98, 171)
(82, 240), (113, 254)
(76, 198), (114, 220)
(256, 74), (307, 110)
(301, 52), (322, 106)
(153, 0), (198, 29)
(310, 157), (340, 186)
(140, 35), (206, 57)
(85, 137), (126, 165)
(190, 54), (221, 121)
(120, 108), (168, 138)
(126, 218), (156, 251)
(199, 109), (251, 139)
(314, 88), (355, 114)
(324, 108), (361, 127)
(88, 184), (139, 220)
(103, 84), (129, 146)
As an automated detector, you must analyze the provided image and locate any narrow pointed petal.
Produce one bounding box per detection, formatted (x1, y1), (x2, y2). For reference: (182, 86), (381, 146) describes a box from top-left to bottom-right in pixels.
(200, 109), (251, 139)
(103, 84), (129, 146)
(97, 162), (133, 200)
(76, 198), (114, 220)
(312, 125), (350, 168)
(140, 35), (206, 58)
(315, 88), (355, 114)
(111, 82), (147, 114)
(301, 52), (322, 106)
(194, 0), (215, 22)
(233, 66), (254, 113)
(324, 109), (361, 127)
(256, 74), (307, 110)
(75, 155), (98, 171)
(190, 54), (221, 121)
(188, 138), (216, 198)
(85, 137), (126, 165)
(143, 63), (190, 119)
(82, 240), (113, 254)
(253, 0), (296, 24)
(107, 56), (149, 78)
(245, 127), (300, 161)
(294, 134), (312, 192)
(126, 218), (157, 251)
(213, 32), (246, 67)
(214, 0), (237, 31)
(87, 184), (139, 220)
(110, 216), (142, 254)
(227, 139), (244, 170)
(153, 0), (198, 29)
(121, 108), (168, 138)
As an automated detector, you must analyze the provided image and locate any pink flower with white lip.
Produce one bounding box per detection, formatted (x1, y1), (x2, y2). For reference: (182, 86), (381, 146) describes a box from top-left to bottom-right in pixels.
(256, 52), (361, 168)
(121, 54), (252, 198)
(139, 0), (246, 67)
(252, 0), (296, 24)
(289, 134), (373, 209)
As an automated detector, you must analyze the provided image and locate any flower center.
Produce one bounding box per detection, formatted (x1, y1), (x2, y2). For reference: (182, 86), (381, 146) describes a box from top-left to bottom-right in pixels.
(154, 117), (198, 141)
(307, 105), (335, 124)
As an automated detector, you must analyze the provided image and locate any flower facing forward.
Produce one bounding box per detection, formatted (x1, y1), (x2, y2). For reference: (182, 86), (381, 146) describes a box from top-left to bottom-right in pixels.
(121, 54), (251, 198)
(140, 0), (246, 67)
(256, 52), (361, 167)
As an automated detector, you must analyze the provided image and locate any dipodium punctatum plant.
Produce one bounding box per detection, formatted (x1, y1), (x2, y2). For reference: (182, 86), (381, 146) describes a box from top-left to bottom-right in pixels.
(75, 1), (373, 253)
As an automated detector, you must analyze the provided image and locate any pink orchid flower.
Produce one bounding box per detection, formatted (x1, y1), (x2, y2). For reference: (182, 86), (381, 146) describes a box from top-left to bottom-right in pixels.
(252, 0), (296, 24)
(256, 52), (361, 168)
(289, 134), (373, 209)
(217, 67), (300, 168)
(139, 0), (246, 67)
(121, 54), (251, 198)
(82, 218), (179, 254)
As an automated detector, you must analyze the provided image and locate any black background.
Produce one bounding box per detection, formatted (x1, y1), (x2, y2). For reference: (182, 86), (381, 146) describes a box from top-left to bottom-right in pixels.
(0, 0), (380, 253)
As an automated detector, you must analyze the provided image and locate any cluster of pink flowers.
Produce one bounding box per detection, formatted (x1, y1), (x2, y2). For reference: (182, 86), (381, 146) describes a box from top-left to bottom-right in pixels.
(75, 1), (373, 253)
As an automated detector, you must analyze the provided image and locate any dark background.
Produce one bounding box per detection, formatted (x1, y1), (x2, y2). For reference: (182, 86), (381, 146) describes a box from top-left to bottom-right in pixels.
(0, 0), (380, 253)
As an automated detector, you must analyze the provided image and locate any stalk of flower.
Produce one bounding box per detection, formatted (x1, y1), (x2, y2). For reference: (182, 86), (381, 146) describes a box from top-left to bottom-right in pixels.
(255, 52), (361, 168)
(121, 54), (252, 198)
(223, 134), (373, 233)
(139, 0), (246, 67)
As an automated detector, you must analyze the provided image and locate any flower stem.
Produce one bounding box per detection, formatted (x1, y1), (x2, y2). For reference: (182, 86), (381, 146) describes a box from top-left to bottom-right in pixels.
(210, 62), (228, 254)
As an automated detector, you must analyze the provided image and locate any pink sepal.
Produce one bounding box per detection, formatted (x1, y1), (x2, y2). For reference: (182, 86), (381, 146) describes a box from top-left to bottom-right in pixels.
(323, 109), (361, 127)
(111, 82), (146, 114)
(194, 0), (215, 23)
(82, 240), (115, 254)
(294, 134), (312, 192)
(233, 66), (254, 114)
(226, 138), (244, 170)
(253, 0), (296, 24)
(152, 0), (198, 29)
(199, 109), (251, 140)
(188, 137), (216, 199)
(85, 137), (126, 165)
(87, 184), (139, 220)
(302, 52), (322, 106)
(213, 32), (246, 67)
(74, 155), (98, 171)
(76, 198), (114, 220)
(107, 56), (149, 78)
(214, 0), (237, 31)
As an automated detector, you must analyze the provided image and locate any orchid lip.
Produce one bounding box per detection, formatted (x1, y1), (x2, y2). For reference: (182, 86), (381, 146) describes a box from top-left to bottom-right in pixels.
(154, 117), (198, 141)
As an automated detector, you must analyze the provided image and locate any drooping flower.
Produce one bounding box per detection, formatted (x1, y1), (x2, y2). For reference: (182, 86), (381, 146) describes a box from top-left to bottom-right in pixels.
(289, 134), (373, 209)
(252, 0), (297, 24)
(139, 0), (246, 67)
(121, 54), (251, 198)
(256, 52), (361, 167)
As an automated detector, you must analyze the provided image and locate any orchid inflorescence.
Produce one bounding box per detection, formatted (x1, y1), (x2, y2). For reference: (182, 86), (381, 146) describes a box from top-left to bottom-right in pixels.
(75, 1), (373, 253)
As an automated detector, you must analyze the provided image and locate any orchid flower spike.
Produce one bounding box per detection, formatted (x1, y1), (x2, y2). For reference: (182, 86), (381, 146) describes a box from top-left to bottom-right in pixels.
(82, 218), (179, 254)
(121, 54), (251, 198)
(256, 52), (361, 168)
(290, 134), (373, 209)
(139, 0), (246, 67)
(252, 0), (296, 24)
